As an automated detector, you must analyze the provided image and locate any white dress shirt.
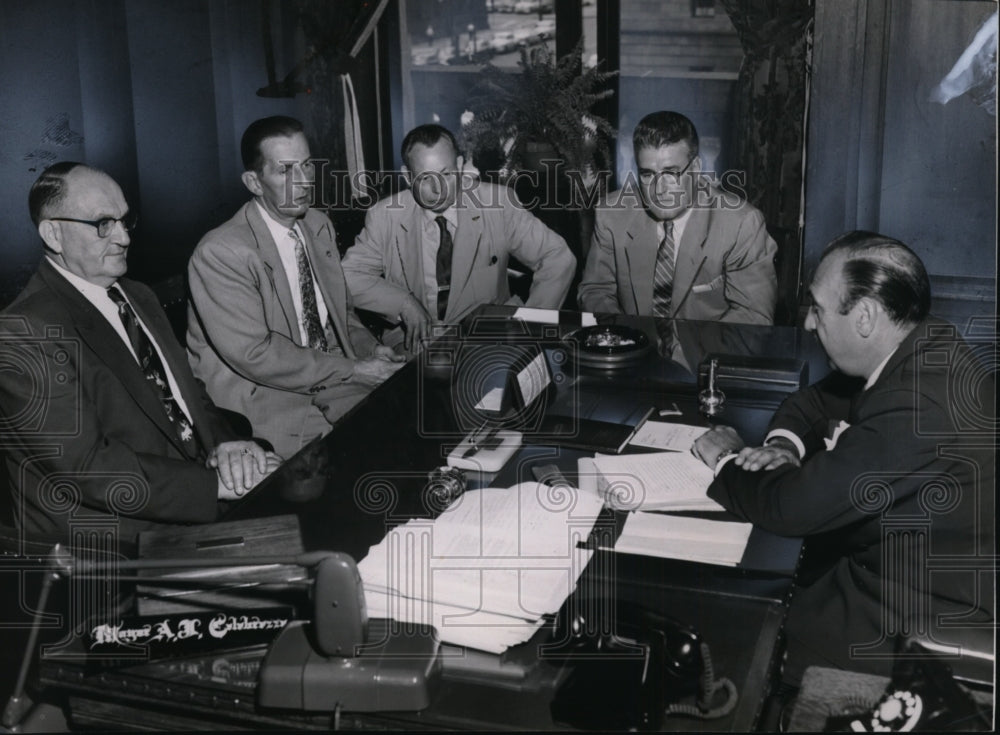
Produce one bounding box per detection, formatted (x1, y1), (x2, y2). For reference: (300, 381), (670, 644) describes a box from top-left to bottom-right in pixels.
(255, 201), (332, 346)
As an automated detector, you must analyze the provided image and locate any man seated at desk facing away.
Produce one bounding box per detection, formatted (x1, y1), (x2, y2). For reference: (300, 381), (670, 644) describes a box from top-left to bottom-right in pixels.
(341, 124), (576, 352)
(0, 163), (280, 542)
(578, 111), (777, 324)
(186, 116), (404, 460)
(693, 231), (994, 684)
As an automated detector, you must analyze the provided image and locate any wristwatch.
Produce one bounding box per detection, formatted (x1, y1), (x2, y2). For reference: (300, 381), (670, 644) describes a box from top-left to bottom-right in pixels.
(714, 450), (738, 468)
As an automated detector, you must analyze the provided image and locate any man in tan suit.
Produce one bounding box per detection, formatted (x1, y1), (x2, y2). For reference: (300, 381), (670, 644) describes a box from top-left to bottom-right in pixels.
(187, 116), (403, 459)
(342, 124), (575, 352)
(579, 111), (777, 324)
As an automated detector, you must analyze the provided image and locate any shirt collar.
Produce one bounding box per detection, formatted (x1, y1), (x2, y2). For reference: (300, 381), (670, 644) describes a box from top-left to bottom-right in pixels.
(255, 200), (303, 248)
(864, 347), (897, 390)
(46, 256), (120, 303)
(424, 205), (457, 230)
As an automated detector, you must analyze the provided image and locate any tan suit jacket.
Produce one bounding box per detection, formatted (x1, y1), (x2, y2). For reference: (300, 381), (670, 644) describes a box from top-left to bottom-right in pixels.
(342, 182), (575, 324)
(187, 203), (377, 458)
(578, 186), (777, 324)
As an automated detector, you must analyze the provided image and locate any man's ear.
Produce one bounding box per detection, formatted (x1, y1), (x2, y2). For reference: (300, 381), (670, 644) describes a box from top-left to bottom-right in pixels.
(38, 220), (62, 253)
(241, 170), (263, 197)
(855, 297), (878, 338)
(401, 164), (413, 188)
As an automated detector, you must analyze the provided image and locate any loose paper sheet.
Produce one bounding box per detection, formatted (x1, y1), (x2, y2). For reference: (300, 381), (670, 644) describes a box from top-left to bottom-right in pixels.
(610, 512), (753, 567)
(590, 451), (724, 512)
(628, 421), (708, 452)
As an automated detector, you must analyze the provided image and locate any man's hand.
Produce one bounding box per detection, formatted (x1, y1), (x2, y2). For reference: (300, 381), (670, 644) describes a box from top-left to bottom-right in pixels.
(691, 425), (746, 470)
(372, 344), (406, 364)
(398, 294), (432, 353)
(733, 437), (801, 472)
(352, 355), (405, 386)
(209, 441), (283, 498)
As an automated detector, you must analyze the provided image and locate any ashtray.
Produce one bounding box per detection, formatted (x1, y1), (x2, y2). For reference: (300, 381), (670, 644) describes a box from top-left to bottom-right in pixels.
(563, 325), (654, 369)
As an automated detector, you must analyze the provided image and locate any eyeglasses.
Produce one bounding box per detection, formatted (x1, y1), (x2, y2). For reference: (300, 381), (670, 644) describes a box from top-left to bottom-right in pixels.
(638, 157), (697, 186)
(48, 212), (138, 238)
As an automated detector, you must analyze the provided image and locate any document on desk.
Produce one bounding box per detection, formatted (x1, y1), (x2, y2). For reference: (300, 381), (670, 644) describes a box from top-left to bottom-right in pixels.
(609, 512), (753, 567)
(590, 451), (725, 511)
(627, 421), (708, 452)
(358, 482), (604, 653)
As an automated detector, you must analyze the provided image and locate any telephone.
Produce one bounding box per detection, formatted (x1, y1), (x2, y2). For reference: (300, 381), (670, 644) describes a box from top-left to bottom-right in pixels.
(545, 596), (737, 730)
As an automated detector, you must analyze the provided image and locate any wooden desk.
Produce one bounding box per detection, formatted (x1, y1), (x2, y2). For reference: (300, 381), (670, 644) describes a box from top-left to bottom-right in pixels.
(36, 310), (830, 731)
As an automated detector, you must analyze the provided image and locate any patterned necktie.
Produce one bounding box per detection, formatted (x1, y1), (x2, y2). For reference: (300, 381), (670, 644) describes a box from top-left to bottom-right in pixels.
(435, 215), (454, 321)
(289, 228), (329, 352)
(651, 220), (676, 318)
(107, 285), (201, 459)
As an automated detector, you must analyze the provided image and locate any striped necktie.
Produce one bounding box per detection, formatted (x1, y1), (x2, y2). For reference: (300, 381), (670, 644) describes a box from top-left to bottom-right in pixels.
(289, 227), (329, 352)
(651, 220), (676, 318)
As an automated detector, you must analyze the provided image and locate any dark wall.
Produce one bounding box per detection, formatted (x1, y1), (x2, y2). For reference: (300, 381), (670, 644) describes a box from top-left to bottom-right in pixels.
(806, 0), (996, 322)
(0, 0), (324, 306)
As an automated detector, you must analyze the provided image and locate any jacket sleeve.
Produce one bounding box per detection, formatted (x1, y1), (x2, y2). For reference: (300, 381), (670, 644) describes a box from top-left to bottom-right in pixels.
(766, 371), (862, 458)
(718, 207), (777, 325)
(342, 205), (415, 320)
(500, 190), (575, 309)
(708, 385), (944, 537)
(577, 206), (625, 314)
(188, 235), (358, 394)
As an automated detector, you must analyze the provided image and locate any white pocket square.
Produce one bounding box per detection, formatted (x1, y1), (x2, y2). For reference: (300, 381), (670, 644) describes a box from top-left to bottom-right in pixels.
(691, 275), (724, 293)
(823, 420), (851, 451)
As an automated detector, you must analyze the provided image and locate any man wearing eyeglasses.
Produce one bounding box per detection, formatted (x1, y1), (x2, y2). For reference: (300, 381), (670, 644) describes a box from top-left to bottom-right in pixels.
(0, 162), (281, 543)
(578, 110), (777, 324)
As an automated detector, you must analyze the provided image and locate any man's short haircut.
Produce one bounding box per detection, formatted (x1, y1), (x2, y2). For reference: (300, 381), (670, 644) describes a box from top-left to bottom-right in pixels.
(633, 111), (699, 159)
(240, 116), (305, 172)
(29, 161), (85, 226)
(823, 230), (931, 325)
(400, 124), (458, 168)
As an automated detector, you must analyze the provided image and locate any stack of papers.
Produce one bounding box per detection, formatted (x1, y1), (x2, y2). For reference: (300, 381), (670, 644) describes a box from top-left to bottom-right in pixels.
(358, 482), (605, 654)
(589, 451), (724, 512)
(609, 512), (753, 567)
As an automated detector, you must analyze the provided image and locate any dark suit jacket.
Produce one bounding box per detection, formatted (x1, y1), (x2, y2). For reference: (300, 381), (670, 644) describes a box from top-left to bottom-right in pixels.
(186, 203), (378, 459)
(578, 185), (777, 324)
(708, 318), (995, 678)
(0, 259), (238, 542)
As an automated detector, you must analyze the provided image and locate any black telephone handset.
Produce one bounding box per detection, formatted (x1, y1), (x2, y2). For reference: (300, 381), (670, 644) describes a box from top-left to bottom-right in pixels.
(547, 597), (736, 730)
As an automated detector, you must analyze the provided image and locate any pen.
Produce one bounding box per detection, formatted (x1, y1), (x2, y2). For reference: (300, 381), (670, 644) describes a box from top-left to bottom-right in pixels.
(659, 402), (681, 417)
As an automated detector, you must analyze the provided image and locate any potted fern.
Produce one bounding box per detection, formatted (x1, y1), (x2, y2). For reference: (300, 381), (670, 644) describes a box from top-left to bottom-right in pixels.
(459, 41), (617, 181)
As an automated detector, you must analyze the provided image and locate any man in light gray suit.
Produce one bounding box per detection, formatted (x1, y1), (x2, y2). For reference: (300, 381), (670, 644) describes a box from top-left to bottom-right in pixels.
(579, 111), (777, 324)
(187, 116), (403, 459)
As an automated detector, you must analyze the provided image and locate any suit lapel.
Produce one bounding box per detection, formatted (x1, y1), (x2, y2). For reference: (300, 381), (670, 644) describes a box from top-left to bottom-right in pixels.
(245, 203), (299, 342)
(38, 262), (186, 453)
(302, 214), (357, 359)
(446, 206), (485, 321)
(669, 206), (710, 318)
(396, 202), (426, 300)
(623, 209), (659, 314)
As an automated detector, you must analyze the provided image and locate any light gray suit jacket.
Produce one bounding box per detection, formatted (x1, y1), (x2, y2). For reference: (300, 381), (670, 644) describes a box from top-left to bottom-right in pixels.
(187, 202), (378, 459)
(342, 182), (575, 324)
(578, 186), (777, 324)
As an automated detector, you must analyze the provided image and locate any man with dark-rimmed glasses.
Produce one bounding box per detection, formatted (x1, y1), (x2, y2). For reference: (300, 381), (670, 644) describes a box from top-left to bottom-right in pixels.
(579, 110), (777, 325)
(0, 162), (280, 543)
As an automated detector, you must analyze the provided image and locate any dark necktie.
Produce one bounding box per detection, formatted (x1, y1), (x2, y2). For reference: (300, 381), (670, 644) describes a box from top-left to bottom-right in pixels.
(289, 228), (329, 352)
(107, 286), (201, 459)
(435, 215), (454, 321)
(651, 221), (676, 318)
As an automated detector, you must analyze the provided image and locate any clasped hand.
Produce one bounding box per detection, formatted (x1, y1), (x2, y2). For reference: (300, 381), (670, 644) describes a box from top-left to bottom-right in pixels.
(209, 441), (283, 500)
(398, 293), (435, 353)
(691, 426), (800, 472)
(353, 345), (406, 385)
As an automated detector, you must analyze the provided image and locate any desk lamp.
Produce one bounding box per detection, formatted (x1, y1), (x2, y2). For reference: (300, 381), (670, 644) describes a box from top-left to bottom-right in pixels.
(3, 546), (440, 727)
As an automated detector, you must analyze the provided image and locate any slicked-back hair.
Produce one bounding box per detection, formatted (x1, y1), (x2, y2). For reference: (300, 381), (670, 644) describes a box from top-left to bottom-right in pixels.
(633, 111), (699, 159)
(401, 124), (458, 169)
(823, 230), (931, 325)
(29, 161), (85, 226)
(240, 116), (305, 172)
